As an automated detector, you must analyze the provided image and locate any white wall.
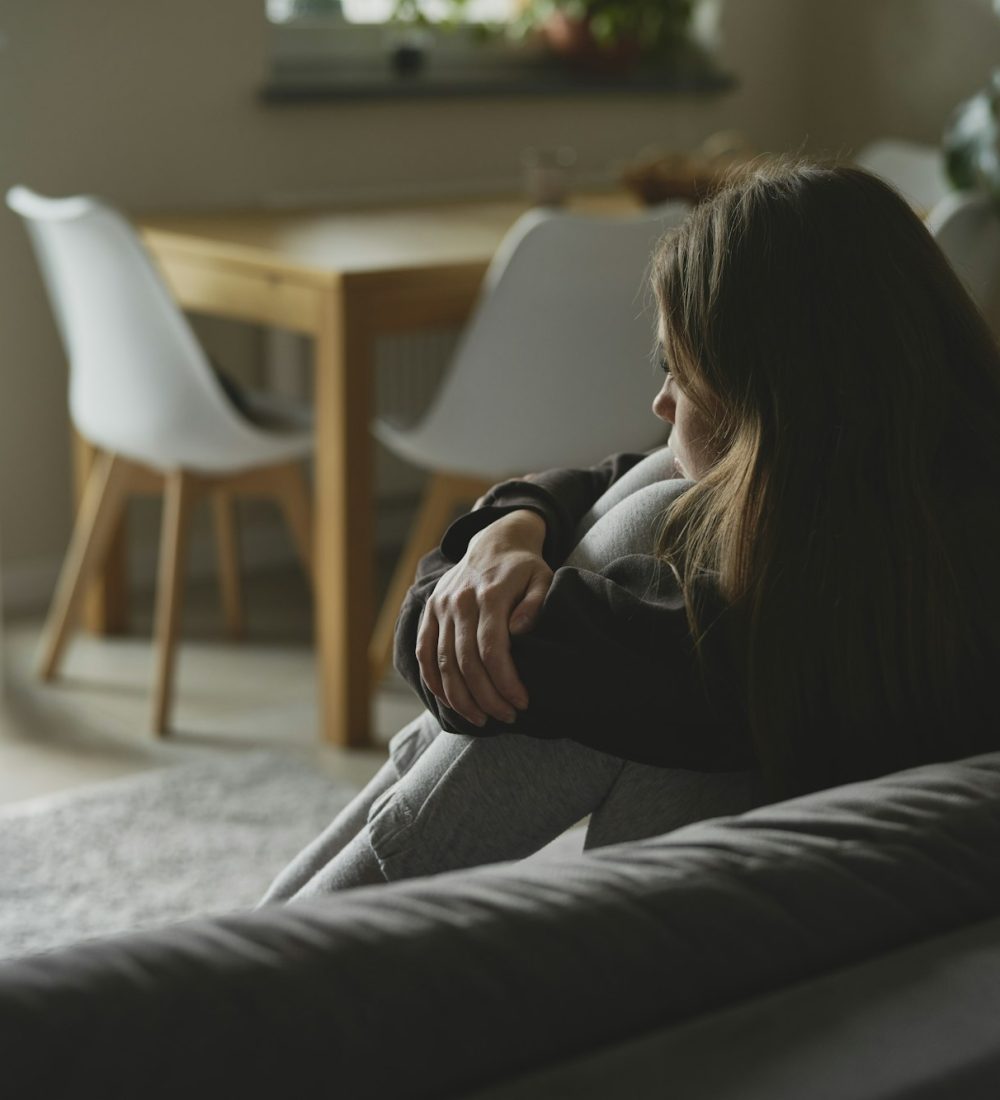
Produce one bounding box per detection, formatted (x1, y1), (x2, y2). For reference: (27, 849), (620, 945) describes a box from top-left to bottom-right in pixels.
(0, 0), (997, 610)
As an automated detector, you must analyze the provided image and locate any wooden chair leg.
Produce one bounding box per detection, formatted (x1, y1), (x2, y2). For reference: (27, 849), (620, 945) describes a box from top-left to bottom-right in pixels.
(38, 451), (132, 681)
(273, 462), (314, 589)
(151, 471), (198, 736)
(73, 432), (130, 636)
(212, 491), (244, 640)
(369, 472), (493, 685)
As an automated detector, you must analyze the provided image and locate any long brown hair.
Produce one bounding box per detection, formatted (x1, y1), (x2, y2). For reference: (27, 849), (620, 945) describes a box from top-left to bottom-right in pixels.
(653, 158), (1000, 796)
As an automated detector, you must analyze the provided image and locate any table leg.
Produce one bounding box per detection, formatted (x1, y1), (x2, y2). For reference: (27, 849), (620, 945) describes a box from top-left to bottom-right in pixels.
(313, 289), (375, 748)
(72, 432), (129, 635)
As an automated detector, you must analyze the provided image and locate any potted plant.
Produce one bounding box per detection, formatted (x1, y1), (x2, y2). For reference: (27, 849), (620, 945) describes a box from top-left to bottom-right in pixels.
(390, 0), (473, 28)
(941, 2), (1000, 205)
(387, 1), (703, 73)
(388, 0), (501, 75)
(386, 0), (459, 75)
(943, 69), (1000, 206)
(514, 0), (699, 72)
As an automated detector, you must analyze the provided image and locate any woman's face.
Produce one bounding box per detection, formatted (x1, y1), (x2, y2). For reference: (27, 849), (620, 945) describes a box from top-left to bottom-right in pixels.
(652, 348), (719, 481)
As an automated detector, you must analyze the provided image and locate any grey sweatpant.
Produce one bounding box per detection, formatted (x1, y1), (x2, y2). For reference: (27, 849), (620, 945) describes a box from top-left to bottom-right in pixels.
(261, 447), (765, 903)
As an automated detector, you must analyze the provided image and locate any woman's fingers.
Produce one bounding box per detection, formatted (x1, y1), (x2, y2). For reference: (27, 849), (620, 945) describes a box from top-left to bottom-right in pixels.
(416, 605), (444, 701)
(416, 546), (553, 727)
(455, 615), (518, 723)
(436, 618), (487, 727)
(418, 595), (522, 725)
(478, 611), (529, 711)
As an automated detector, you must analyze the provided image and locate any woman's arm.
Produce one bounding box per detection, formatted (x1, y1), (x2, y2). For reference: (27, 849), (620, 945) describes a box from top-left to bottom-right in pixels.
(396, 551), (754, 771)
(415, 510), (553, 725)
(400, 448), (673, 725)
(440, 451), (653, 570)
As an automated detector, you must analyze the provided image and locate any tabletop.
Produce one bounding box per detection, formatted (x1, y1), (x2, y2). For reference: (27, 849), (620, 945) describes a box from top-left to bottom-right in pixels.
(138, 191), (642, 280)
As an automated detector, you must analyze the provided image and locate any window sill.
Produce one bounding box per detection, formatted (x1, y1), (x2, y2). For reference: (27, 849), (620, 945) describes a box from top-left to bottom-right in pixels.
(260, 63), (735, 103)
(263, 16), (732, 104)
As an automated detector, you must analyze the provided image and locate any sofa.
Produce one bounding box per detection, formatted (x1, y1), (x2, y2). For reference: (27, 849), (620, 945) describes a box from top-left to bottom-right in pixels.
(2, 750), (1000, 1099)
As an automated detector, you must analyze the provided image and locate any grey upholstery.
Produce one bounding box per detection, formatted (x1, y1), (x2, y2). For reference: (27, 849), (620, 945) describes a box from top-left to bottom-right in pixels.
(473, 914), (1000, 1100)
(2, 751), (1000, 1099)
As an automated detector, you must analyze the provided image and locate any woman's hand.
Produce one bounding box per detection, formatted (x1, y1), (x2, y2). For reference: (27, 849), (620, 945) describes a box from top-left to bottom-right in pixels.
(416, 510), (553, 727)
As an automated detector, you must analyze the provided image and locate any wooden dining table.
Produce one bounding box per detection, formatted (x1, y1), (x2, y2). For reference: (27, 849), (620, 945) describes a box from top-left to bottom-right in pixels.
(81, 190), (638, 749)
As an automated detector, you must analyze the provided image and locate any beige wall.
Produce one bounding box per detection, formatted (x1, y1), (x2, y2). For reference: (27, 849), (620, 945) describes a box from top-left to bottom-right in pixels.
(0, 0), (997, 608)
(793, 0), (1000, 154)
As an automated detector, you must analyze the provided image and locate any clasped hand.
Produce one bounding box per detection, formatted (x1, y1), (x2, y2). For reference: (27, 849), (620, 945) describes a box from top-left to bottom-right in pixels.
(416, 510), (552, 727)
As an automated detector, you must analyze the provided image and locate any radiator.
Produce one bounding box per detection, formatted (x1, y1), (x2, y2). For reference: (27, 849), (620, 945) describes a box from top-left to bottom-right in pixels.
(264, 326), (459, 548)
(375, 328), (459, 432)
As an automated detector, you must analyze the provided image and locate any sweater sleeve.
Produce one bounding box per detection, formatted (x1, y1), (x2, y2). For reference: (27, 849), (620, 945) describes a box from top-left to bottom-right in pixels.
(395, 550), (754, 772)
(440, 452), (652, 569)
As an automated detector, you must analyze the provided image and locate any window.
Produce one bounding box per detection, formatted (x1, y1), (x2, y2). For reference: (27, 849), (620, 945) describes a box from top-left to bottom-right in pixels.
(265, 0), (544, 100)
(341, 2), (519, 22)
(267, 2), (520, 27)
(262, 1), (729, 103)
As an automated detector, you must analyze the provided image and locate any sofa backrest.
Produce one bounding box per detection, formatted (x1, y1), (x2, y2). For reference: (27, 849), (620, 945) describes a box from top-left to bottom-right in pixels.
(3, 751), (1000, 1099)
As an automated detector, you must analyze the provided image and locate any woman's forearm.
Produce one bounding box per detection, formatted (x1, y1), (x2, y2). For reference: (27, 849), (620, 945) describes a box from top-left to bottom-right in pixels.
(467, 509), (546, 558)
(440, 451), (653, 570)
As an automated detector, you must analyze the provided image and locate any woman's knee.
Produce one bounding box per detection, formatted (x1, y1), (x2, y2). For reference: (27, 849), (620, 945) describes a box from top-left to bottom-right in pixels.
(584, 765), (767, 850)
(367, 733), (624, 882)
(386, 709), (444, 779)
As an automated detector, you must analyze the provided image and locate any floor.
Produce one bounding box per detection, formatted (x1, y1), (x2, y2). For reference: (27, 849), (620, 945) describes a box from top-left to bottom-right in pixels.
(0, 564), (425, 807)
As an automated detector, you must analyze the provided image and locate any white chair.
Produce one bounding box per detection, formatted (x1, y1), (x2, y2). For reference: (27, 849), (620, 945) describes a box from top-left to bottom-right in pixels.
(369, 202), (689, 681)
(7, 186), (315, 735)
(855, 138), (953, 214)
(927, 190), (1000, 336)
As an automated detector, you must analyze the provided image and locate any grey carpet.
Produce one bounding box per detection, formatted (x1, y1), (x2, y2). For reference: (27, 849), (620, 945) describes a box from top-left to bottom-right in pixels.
(0, 751), (357, 961)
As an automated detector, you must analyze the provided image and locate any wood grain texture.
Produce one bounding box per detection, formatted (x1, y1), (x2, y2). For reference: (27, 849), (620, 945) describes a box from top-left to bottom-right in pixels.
(39, 450), (133, 680)
(151, 470), (199, 736)
(313, 288), (375, 748)
(72, 434), (130, 635)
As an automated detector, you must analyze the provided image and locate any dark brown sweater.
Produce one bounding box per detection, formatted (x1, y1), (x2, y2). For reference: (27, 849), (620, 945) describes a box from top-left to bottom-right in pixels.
(393, 454), (757, 772)
(395, 452), (1000, 795)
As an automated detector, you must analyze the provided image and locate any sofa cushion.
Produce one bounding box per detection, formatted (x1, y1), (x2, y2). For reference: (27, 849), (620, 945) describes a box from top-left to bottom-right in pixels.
(470, 913), (1000, 1100)
(2, 751), (1000, 1099)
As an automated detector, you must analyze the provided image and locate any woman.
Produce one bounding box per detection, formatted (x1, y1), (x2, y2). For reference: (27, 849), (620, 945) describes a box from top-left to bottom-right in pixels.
(262, 159), (1000, 902)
